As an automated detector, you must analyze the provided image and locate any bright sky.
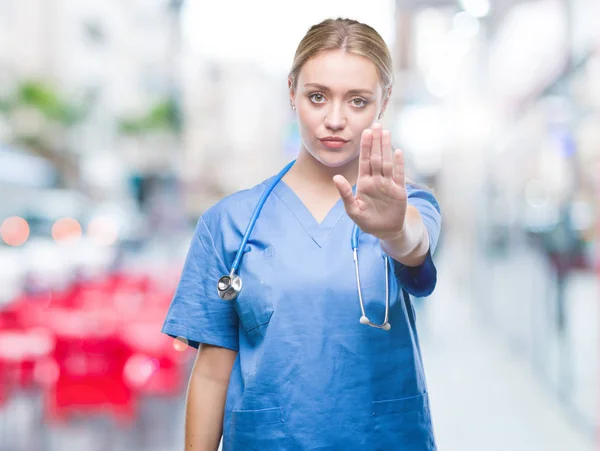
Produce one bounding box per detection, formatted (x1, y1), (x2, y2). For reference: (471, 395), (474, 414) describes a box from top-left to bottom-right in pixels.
(182, 0), (396, 76)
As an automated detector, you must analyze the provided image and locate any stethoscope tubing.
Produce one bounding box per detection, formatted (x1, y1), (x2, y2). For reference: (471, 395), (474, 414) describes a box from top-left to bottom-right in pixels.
(220, 159), (391, 330)
(229, 159), (296, 276)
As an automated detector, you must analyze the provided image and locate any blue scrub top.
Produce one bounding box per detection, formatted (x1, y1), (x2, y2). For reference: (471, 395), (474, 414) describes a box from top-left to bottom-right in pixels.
(162, 173), (442, 451)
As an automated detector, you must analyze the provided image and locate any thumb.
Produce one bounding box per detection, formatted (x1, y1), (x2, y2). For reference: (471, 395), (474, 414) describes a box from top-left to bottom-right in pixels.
(333, 175), (356, 214)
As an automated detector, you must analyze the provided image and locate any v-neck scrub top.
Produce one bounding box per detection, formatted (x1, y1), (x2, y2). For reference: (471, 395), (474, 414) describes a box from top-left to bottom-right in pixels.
(162, 174), (442, 451)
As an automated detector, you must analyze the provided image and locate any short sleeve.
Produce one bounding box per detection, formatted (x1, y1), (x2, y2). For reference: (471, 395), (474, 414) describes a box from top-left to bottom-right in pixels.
(392, 187), (442, 298)
(161, 217), (239, 351)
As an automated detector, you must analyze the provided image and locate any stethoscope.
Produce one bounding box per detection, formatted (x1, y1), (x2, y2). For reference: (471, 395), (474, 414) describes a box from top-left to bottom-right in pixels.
(217, 159), (391, 331)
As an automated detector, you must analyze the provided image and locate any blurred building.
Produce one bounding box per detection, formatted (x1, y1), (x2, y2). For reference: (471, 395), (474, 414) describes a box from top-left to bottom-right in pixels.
(180, 57), (292, 216)
(388, 0), (599, 439)
(0, 0), (183, 197)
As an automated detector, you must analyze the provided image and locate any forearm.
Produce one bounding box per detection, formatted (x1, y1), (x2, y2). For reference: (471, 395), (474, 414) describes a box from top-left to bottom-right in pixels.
(185, 346), (237, 450)
(380, 205), (429, 267)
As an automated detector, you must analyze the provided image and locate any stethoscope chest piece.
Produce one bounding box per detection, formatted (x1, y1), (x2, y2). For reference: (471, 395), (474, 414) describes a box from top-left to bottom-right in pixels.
(217, 274), (242, 301)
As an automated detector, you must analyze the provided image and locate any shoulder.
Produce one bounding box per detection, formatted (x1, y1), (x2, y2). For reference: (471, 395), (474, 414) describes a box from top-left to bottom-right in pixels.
(198, 176), (276, 236)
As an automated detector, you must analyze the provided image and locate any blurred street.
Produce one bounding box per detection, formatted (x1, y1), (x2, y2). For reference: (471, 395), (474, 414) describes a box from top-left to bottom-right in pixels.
(421, 236), (595, 451)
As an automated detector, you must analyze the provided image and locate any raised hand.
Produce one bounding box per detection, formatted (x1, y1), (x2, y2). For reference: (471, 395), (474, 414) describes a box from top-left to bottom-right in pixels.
(333, 123), (407, 241)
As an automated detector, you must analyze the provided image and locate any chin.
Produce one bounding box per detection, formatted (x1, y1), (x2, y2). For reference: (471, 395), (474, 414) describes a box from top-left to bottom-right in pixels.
(308, 146), (358, 168)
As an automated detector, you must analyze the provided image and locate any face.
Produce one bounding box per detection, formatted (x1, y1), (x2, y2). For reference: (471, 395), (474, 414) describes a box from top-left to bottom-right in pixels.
(289, 49), (390, 168)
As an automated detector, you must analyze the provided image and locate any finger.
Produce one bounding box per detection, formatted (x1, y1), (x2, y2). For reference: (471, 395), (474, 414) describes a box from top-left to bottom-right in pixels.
(393, 149), (405, 187)
(333, 175), (357, 214)
(358, 129), (372, 177)
(370, 123), (382, 176)
(381, 129), (393, 179)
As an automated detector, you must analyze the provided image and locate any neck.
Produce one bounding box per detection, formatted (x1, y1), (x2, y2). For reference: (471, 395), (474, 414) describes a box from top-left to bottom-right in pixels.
(286, 146), (359, 191)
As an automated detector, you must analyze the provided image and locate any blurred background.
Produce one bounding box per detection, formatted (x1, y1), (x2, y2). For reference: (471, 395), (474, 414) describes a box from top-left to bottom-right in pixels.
(0, 0), (598, 450)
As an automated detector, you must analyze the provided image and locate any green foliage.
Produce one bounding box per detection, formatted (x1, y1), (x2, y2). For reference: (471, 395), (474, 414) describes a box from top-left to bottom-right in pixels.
(0, 80), (85, 125)
(118, 97), (181, 135)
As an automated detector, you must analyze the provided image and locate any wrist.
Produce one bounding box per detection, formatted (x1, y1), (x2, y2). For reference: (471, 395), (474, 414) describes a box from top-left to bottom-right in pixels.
(380, 229), (418, 260)
(380, 206), (428, 264)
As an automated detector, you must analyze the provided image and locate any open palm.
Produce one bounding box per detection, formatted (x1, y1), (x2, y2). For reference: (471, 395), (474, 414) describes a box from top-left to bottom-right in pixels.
(333, 123), (408, 241)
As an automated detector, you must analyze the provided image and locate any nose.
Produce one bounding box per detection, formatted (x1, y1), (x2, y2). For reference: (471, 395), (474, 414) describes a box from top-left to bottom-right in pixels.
(324, 103), (346, 131)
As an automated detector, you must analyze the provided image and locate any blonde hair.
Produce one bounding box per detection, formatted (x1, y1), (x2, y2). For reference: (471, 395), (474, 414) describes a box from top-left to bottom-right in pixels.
(288, 18), (394, 95)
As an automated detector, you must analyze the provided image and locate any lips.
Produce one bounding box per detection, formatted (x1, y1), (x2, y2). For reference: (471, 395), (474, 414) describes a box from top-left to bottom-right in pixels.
(320, 136), (348, 143)
(319, 137), (349, 149)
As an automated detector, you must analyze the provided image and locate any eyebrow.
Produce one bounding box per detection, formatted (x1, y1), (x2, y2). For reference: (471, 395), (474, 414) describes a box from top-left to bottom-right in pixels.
(303, 83), (374, 96)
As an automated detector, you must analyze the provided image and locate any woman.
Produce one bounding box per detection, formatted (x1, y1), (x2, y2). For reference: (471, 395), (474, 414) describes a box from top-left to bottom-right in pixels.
(162, 17), (441, 451)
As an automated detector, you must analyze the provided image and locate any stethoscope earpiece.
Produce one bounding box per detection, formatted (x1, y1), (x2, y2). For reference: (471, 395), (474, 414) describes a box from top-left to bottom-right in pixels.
(359, 316), (392, 331)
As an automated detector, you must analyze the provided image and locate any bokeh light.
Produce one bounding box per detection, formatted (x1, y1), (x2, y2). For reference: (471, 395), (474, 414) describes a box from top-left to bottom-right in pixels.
(33, 357), (60, 386)
(173, 336), (189, 352)
(52, 218), (82, 243)
(123, 354), (160, 387)
(0, 216), (30, 246)
(87, 216), (119, 246)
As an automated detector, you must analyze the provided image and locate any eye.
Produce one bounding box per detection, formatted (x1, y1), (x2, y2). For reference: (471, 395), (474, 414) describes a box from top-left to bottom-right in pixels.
(309, 92), (326, 103)
(351, 97), (368, 108)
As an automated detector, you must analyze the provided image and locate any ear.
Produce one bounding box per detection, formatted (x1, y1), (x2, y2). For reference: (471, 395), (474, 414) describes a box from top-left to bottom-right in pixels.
(288, 77), (295, 107)
(378, 86), (393, 120)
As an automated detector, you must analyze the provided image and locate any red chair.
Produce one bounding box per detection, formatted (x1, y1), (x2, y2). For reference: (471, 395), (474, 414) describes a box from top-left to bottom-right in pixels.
(42, 308), (136, 427)
(1, 268), (189, 429)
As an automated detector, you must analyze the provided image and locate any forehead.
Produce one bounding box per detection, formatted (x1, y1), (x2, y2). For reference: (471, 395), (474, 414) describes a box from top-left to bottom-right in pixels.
(298, 50), (381, 93)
